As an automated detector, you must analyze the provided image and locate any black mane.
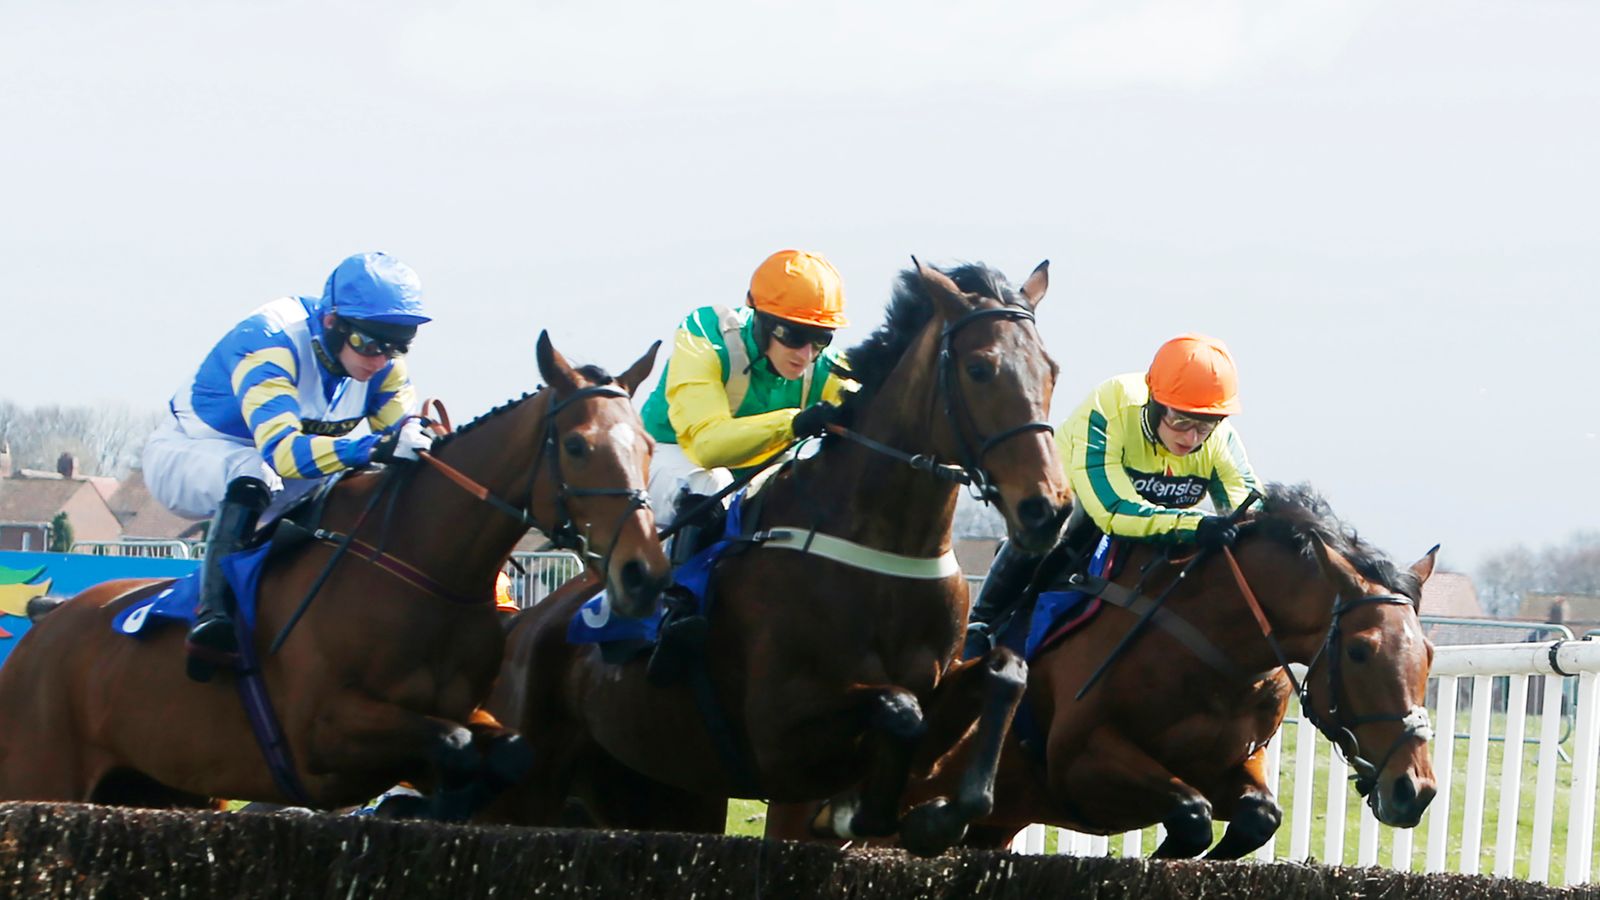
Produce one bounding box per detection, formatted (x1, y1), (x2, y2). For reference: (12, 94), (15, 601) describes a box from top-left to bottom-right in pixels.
(1246, 482), (1422, 602)
(431, 365), (615, 449)
(837, 262), (1022, 416)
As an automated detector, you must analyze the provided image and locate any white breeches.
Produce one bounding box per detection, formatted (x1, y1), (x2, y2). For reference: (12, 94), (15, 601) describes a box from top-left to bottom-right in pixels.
(142, 419), (282, 519)
(646, 443), (733, 528)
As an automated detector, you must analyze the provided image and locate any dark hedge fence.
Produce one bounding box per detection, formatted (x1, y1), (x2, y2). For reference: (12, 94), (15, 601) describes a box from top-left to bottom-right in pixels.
(2, 803), (1596, 899)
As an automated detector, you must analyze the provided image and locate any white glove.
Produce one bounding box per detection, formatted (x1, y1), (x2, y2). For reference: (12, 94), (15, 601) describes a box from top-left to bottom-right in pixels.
(372, 419), (433, 464)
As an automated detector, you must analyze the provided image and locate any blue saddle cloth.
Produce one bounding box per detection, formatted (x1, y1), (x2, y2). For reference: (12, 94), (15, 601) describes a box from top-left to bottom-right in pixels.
(990, 535), (1114, 662)
(567, 490), (750, 645)
(110, 543), (272, 637)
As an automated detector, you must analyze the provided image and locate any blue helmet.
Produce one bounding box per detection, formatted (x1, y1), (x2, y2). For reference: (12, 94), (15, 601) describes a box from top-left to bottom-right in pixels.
(320, 252), (430, 325)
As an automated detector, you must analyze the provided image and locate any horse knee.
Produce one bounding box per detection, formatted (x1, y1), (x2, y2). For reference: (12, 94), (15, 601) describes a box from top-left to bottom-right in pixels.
(433, 726), (480, 786)
(868, 690), (925, 743)
(1154, 795), (1214, 858)
(985, 647), (1028, 696)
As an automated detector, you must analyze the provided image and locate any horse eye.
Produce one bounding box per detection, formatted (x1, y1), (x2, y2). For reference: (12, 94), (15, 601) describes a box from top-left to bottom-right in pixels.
(966, 361), (996, 383)
(562, 434), (589, 457)
(1347, 642), (1372, 664)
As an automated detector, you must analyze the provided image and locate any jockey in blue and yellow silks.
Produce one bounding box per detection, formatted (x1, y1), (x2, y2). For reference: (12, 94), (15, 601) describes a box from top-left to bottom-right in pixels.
(962, 334), (1261, 658)
(143, 252), (435, 680)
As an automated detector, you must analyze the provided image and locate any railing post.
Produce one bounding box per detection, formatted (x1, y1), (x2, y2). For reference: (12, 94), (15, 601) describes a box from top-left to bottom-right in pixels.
(1425, 674), (1459, 873)
(1289, 707), (1318, 860)
(1494, 674), (1530, 878)
(1530, 673), (1565, 883)
(1564, 670), (1600, 885)
(1460, 675), (1494, 874)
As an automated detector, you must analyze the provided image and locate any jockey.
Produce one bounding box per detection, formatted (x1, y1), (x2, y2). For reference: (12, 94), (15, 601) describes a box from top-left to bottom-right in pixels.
(143, 252), (434, 679)
(639, 248), (853, 533)
(962, 333), (1261, 658)
(637, 249), (852, 683)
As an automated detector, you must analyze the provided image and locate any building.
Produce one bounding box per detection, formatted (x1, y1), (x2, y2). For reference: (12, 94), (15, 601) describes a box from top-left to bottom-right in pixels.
(0, 452), (124, 551)
(107, 469), (206, 540)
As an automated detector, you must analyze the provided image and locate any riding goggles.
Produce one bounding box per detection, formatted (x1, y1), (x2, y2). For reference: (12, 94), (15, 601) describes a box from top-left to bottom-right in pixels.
(1162, 410), (1223, 438)
(768, 318), (835, 352)
(345, 326), (410, 359)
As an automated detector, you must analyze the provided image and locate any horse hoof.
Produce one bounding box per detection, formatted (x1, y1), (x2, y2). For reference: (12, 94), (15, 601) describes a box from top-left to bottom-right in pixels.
(900, 799), (965, 857)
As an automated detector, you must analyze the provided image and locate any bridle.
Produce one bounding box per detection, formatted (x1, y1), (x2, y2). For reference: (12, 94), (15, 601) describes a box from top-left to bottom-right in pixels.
(420, 383), (651, 577)
(827, 303), (1054, 507)
(1221, 548), (1432, 806)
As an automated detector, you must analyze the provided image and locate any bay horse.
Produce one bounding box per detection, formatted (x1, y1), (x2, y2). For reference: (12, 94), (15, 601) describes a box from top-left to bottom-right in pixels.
(773, 483), (1439, 857)
(483, 260), (1070, 854)
(0, 334), (669, 819)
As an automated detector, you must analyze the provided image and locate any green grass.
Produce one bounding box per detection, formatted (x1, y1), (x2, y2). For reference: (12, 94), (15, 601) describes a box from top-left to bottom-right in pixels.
(718, 682), (1598, 885)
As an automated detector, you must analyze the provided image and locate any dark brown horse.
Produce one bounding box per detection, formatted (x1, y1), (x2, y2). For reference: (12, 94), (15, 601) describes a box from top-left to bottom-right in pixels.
(483, 260), (1070, 854)
(0, 334), (669, 818)
(773, 483), (1438, 858)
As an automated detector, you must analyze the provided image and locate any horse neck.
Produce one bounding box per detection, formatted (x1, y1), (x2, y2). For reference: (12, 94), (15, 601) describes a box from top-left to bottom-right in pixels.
(804, 326), (959, 558)
(1223, 540), (1341, 666)
(367, 393), (549, 591)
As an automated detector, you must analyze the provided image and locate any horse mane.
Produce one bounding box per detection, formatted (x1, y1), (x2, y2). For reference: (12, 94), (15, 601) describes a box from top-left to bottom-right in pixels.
(837, 262), (1022, 415)
(1246, 482), (1422, 602)
(431, 365), (616, 449)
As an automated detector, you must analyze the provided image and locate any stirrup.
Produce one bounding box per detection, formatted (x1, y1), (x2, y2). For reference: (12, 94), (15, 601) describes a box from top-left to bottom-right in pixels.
(646, 611), (710, 686)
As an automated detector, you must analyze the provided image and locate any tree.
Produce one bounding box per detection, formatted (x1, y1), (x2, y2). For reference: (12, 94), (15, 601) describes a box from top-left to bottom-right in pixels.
(48, 512), (74, 553)
(0, 400), (165, 478)
(1477, 531), (1600, 618)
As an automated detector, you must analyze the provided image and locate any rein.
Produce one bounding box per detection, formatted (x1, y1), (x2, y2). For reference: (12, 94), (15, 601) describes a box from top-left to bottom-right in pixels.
(1219, 547), (1432, 805)
(825, 304), (1054, 504)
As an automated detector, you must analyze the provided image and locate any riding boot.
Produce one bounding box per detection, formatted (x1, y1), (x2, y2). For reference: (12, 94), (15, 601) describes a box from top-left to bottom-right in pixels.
(647, 585), (709, 686)
(961, 539), (1045, 659)
(186, 476), (272, 682)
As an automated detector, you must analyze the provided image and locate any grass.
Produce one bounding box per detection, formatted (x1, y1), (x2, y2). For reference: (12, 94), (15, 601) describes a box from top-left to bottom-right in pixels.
(717, 680), (1598, 885)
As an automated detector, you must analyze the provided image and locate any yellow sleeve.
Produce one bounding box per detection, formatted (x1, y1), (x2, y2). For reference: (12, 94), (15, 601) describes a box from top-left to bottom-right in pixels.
(1204, 424), (1260, 512)
(1059, 381), (1204, 541)
(665, 324), (800, 470)
(366, 357), (417, 433)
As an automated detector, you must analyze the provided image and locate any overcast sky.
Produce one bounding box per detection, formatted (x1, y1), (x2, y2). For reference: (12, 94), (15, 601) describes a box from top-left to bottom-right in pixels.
(1, 1), (1595, 575)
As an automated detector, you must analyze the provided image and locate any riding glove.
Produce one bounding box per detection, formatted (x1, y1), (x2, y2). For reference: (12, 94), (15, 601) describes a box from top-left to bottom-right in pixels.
(371, 419), (433, 464)
(1194, 515), (1239, 551)
(791, 401), (843, 439)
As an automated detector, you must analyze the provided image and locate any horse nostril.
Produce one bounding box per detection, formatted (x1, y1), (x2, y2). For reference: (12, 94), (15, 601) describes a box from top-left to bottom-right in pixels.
(1392, 774), (1416, 807)
(1017, 496), (1054, 530)
(620, 560), (646, 594)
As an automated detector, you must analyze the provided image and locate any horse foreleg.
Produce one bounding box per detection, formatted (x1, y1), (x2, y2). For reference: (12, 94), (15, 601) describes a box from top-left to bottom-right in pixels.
(463, 708), (534, 803)
(1204, 746), (1282, 860)
(1059, 725), (1214, 858)
(809, 686), (926, 841)
(898, 647), (1028, 857)
(306, 694), (495, 820)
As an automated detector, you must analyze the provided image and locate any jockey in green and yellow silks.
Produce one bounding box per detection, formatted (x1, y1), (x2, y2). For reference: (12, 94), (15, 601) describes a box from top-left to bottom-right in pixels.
(963, 333), (1261, 659)
(639, 249), (853, 527)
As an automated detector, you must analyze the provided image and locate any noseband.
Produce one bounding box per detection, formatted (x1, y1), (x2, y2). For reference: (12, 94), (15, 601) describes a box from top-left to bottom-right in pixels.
(1305, 592), (1434, 801)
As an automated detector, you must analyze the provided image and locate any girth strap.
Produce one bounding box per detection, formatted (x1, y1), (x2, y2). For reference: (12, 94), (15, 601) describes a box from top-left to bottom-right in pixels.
(751, 527), (961, 580)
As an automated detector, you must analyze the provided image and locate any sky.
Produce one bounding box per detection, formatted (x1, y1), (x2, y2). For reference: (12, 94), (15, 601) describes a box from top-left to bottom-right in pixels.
(1, 0), (1595, 576)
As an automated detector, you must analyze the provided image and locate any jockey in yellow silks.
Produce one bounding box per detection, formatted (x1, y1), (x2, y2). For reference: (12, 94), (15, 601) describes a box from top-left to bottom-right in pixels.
(639, 249), (853, 527)
(637, 249), (851, 684)
(963, 333), (1261, 657)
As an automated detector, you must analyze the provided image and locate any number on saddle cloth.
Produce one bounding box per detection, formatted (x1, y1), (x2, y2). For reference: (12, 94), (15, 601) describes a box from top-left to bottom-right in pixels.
(110, 543), (275, 638)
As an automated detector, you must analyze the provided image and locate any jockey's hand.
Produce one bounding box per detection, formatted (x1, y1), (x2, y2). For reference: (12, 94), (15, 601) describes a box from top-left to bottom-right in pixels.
(1194, 515), (1239, 551)
(791, 401), (843, 438)
(371, 419), (433, 465)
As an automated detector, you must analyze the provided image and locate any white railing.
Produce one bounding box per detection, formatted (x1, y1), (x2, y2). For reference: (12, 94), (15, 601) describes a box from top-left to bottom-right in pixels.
(70, 539), (196, 559)
(1013, 639), (1600, 886)
(504, 551), (585, 608)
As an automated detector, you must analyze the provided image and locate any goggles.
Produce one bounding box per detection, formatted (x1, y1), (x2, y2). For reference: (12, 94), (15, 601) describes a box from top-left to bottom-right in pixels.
(344, 325), (410, 359)
(768, 318), (835, 352)
(1162, 410), (1222, 438)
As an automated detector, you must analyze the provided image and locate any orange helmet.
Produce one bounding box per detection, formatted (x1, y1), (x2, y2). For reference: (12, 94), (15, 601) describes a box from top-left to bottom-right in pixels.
(494, 571), (517, 613)
(1146, 334), (1241, 415)
(748, 250), (847, 329)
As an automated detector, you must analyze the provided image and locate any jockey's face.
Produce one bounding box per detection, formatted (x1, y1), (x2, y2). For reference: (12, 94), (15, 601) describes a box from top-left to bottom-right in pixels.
(765, 336), (819, 380)
(1156, 410), (1219, 457)
(338, 343), (390, 382)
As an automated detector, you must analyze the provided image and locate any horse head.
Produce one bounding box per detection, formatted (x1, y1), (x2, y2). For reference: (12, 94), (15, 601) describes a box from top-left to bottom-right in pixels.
(1298, 535), (1438, 827)
(532, 332), (672, 618)
(912, 259), (1068, 553)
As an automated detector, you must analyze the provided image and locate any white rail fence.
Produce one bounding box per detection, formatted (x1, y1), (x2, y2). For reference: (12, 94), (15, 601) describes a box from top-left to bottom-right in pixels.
(1011, 640), (1600, 887)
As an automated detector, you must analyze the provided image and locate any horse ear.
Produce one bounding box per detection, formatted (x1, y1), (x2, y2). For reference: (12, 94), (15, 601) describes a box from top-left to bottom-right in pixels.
(536, 330), (580, 394)
(1018, 260), (1049, 310)
(913, 256), (971, 322)
(1309, 533), (1363, 592)
(1410, 544), (1440, 586)
(616, 340), (662, 397)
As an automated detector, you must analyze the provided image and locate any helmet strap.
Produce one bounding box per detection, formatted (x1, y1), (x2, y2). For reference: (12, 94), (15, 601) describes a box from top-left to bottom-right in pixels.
(312, 331), (349, 379)
(1142, 401), (1164, 446)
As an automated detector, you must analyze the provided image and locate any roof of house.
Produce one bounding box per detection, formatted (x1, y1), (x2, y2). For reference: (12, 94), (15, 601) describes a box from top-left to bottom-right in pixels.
(1419, 572), (1485, 619)
(107, 469), (206, 539)
(0, 477), (94, 524)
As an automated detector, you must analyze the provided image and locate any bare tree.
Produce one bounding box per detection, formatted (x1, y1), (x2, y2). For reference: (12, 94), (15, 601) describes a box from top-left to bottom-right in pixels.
(0, 400), (165, 478)
(1477, 531), (1600, 618)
